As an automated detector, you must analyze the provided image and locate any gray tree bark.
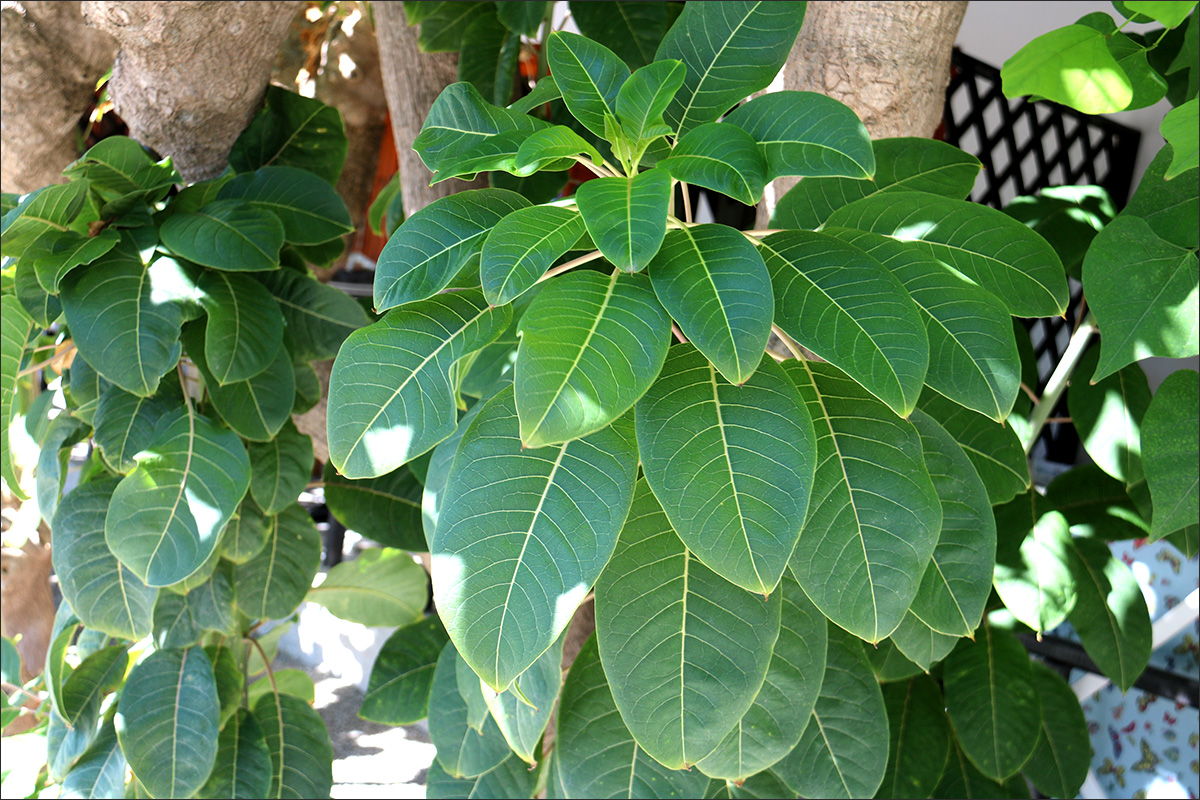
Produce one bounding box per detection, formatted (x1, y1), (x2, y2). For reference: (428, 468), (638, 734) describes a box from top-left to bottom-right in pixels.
(1, 2), (116, 193)
(82, 1), (302, 183)
(757, 0), (968, 224)
(374, 1), (488, 216)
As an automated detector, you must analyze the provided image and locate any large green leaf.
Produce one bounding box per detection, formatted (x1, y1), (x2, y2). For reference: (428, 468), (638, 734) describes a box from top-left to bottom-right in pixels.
(423, 394), (495, 547)
(594, 480), (781, 770)
(661, 123), (769, 206)
(60, 645), (128, 729)
(229, 86), (347, 186)
(93, 386), (177, 474)
(1003, 185), (1116, 280)
(655, 1), (807, 136)
(217, 166), (352, 245)
(576, 168), (671, 273)
(705, 771), (798, 799)
(433, 386), (638, 690)
(253, 692), (333, 799)
(942, 627), (1040, 780)
(360, 616), (449, 725)
(1069, 347), (1152, 485)
(116, 647), (220, 799)
(877, 675), (952, 799)
(327, 290), (511, 478)
(1002, 25), (1133, 113)
(616, 59), (686, 143)
(105, 408), (250, 586)
(1162, 97), (1199, 177)
(513, 126), (601, 175)
(827, 191), (1068, 318)
(307, 547), (426, 627)
(1023, 662), (1090, 799)
(428, 643), (514, 778)
(761, 230), (928, 417)
(323, 462), (425, 550)
(827, 228), (1019, 421)
(414, 82), (548, 177)
(637, 346), (814, 594)
(1121, 145), (1198, 249)
(865, 636), (924, 683)
(786, 360), (941, 641)
(917, 389), (1030, 504)
(993, 496), (1078, 633)
(196, 270), (286, 385)
(197, 708), (272, 800)
(556, 634), (713, 798)
(648, 225), (773, 384)
(726, 91), (873, 180)
(571, 1), (669, 70)
(481, 632), (564, 764)
(62, 136), (177, 205)
(1142, 369), (1199, 538)
(59, 239), (192, 397)
(1, 181), (89, 257)
(495, 0), (544, 36)
(458, 10), (522, 107)
(933, 742), (1029, 799)
(16, 251), (62, 327)
(1085, 215), (1199, 380)
(907, 409), (995, 637)
(546, 31), (630, 138)
(888, 614), (960, 672)
(61, 714), (126, 800)
(771, 138), (981, 230)
(247, 420), (312, 514)
(29, 228), (120, 295)
(51, 479), (156, 640)
(374, 189), (529, 311)
(516, 269), (671, 447)
(1046, 464), (1149, 540)
(232, 503), (322, 621)
(696, 574), (826, 781)
(36, 414), (88, 526)
(221, 495), (270, 564)
(426, 752), (541, 799)
(254, 268), (369, 361)
(0, 296), (33, 497)
(159, 199), (284, 272)
(481, 204), (586, 305)
(1067, 537), (1152, 691)
(152, 567), (237, 648)
(774, 628), (888, 800)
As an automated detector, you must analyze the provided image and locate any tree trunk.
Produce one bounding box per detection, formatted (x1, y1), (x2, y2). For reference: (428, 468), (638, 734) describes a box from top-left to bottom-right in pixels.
(757, 0), (968, 224)
(374, 1), (488, 216)
(82, 0), (302, 183)
(1, 2), (116, 194)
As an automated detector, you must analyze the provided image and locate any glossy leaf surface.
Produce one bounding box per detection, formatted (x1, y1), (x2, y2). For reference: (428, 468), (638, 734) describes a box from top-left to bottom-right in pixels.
(360, 616), (449, 725)
(725, 91), (874, 180)
(307, 548), (427, 628)
(576, 168), (671, 272)
(661, 123), (768, 206)
(232, 503), (322, 621)
(878, 675), (952, 799)
(1068, 537), (1152, 692)
(481, 204), (586, 305)
(196, 270), (285, 385)
(323, 462), (425, 551)
(546, 31), (630, 137)
(253, 692), (334, 799)
(1142, 369), (1199, 538)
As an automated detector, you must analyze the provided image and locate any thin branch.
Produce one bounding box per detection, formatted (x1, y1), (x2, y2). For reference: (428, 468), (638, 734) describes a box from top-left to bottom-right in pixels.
(16, 343), (75, 379)
(247, 635), (279, 699)
(535, 249), (605, 284)
(741, 228), (784, 238)
(671, 324), (688, 344)
(1043, 417), (1073, 424)
(1022, 312), (1097, 454)
(771, 325), (805, 361)
(573, 156), (617, 178)
(681, 181), (693, 224)
(1020, 382), (1040, 405)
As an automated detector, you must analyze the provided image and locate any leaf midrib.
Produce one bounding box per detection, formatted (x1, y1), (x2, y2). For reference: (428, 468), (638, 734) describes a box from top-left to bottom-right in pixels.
(676, 3), (761, 134)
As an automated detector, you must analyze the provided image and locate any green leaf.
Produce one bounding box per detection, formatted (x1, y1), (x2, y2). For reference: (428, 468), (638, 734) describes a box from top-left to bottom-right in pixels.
(1069, 347), (1152, 485)
(204, 643), (244, 727)
(943, 626), (1040, 780)
(888, 614), (960, 672)
(428, 642), (514, 777)
(1001, 26), (1133, 114)
(458, 10), (522, 106)
(1, 181), (89, 257)
(307, 547), (427, 627)
(247, 419), (313, 515)
(918, 388), (1030, 504)
(508, 75), (562, 116)
(323, 461), (425, 550)
(1142, 369), (1199, 538)
(152, 571), (235, 648)
(661, 123), (769, 206)
(432, 129), (540, 183)
(423, 391), (495, 548)
(726, 91), (873, 180)
(15, 252), (62, 327)
(1068, 537), (1153, 692)
(36, 414), (88, 525)
(877, 675), (952, 799)
(993, 509), (1078, 633)
(414, 2), (491, 52)
(327, 290), (511, 478)
(907, 409), (996, 637)
(253, 692), (334, 799)
(576, 168), (671, 273)
(496, 0), (545, 36)
(761, 230), (928, 416)
(426, 752), (541, 799)
(45, 605), (81, 725)
(30, 228), (120, 294)
(771, 138), (981, 230)
(221, 495), (271, 564)
(595, 479), (781, 769)
(934, 741), (1028, 799)
(198, 708), (272, 800)
(414, 83), (549, 177)
(616, 59), (686, 142)
(434, 385), (638, 690)
(1103, 26), (1170, 111)
(865, 637), (923, 682)
(1084, 215), (1198, 380)
(59, 239), (193, 396)
(1003, 185), (1116, 279)
(696, 574), (827, 781)
(513, 126), (601, 175)
(66, 352), (110, 426)
(368, 173), (401, 237)
(232, 503), (322, 621)
(546, 31), (630, 138)
(106, 408), (250, 586)
(571, 1), (669, 70)
(60, 645), (127, 729)
(196, 270), (286, 385)
(360, 616), (449, 725)
(254, 268), (369, 361)
(637, 346), (814, 593)
(1125, 0), (1198, 26)
(786, 360), (942, 642)
(51, 478), (156, 640)
(229, 86), (347, 185)
(0, 296), (34, 498)
(1023, 662), (1090, 799)
(374, 188), (529, 311)
(827, 190), (1069, 318)
(61, 713), (127, 800)
(706, 771), (797, 799)
(159, 199), (284, 272)
(1121, 145), (1198, 249)
(1047, 465), (1151, 540)
(93, 387), (177, 474)
(481, 205), (586, 304)
(245, 669), (316, 708)
(481, 632), (564, 763)
(774, 628), (888, 799)
(516, 269), (670, 447)
(62, 135), (178, 199)
(656, 1), (807, 136)
(827, 228), (1019, 421)
(117, 647), (220, 799)
(217, 166), (353, 245)
(556, 634), (712, 798)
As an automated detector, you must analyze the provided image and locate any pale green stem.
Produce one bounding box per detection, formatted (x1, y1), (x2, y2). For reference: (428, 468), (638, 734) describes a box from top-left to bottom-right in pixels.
(1022, 312), (1097, 454)
(535, 249), (604, 284)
